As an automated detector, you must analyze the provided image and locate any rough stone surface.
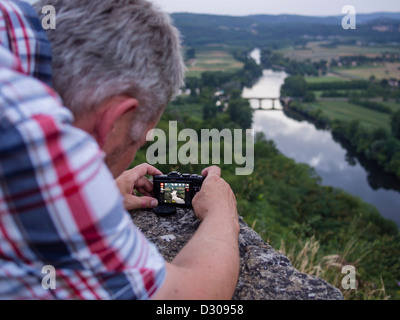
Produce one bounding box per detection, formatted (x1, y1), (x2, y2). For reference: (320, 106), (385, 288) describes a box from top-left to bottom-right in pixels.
(131, 208), (343, 300)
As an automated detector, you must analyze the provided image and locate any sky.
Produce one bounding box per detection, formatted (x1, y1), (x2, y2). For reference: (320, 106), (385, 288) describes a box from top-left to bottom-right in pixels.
(24, 0), (400, 17)
(151, 0), (400, 17)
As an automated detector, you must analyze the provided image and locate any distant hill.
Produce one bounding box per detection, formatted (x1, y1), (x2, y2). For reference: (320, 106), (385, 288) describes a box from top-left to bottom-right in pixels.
(170, 12), (400, 48)
(172, 12), (400, 26)
(240, 12), (400, 25)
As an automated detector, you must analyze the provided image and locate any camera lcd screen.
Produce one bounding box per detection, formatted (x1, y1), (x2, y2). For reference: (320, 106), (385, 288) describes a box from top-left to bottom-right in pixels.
(159, 182), (191, 205)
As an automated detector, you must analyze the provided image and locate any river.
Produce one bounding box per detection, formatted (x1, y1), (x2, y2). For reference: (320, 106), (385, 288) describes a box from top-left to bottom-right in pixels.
(243, 49), (400, 227)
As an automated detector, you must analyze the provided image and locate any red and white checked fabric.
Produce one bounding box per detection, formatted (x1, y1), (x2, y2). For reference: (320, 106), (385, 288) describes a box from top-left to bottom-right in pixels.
(0, 0), (165, 300)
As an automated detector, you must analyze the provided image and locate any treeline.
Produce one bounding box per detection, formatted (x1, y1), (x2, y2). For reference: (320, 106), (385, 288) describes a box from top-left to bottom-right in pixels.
(282, 75), (400, 106)
(186, 57), (263, 92)
(280, 75), (317, 102)
(307, 80), (370, 91)
(176, 60), (261, 131)
(308, 79), (400, 100)
(261, 49), (328, 76)
(331, 118), (400, 180)
(201, 88), (253, 130)
(172, 12), (400, 48)
(263, 48), (400, 101)
(331, 53), (400, 68)
(181, 56), (263, 130)
(280, 74), (400, 180)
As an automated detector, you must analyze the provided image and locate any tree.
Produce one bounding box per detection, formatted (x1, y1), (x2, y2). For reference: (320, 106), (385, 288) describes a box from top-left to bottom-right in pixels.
(391, 110), (400, 140)
(185, 76), (201, 98)
(201, 88), (216, 120)
(203, 103), (217, 120)
(228, 98), (253, 130)
(280, 75), (308, 98)
(185, 47), (196, 60)
(388, 152), (400, 179)
(304, 91), (316, 103)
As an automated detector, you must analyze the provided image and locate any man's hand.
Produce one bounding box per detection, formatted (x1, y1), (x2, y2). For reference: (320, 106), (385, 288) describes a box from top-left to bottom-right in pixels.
(115, 164), (162, 211)
(193, 166), (239, 232)
(153, 166), (240, 300)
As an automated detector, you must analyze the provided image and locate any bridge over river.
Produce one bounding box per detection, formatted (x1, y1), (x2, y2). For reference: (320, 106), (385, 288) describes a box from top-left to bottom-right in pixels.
(245, 97), (292, 111)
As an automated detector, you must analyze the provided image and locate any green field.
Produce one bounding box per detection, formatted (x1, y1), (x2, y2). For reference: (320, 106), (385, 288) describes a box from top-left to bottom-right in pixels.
(381, 101), (400, 113)
(185, 45), (244, 78)
(278, 41), (400, 62)
(308, 100), (391, 131)
(305, 75), (348, 83)
(279, 42), (400, 81)
(166, 102), (204, 119)
(332, 62), (400, 80)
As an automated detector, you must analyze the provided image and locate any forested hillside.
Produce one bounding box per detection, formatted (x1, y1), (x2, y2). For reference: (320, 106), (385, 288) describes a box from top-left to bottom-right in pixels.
(171, 12), (400, 47)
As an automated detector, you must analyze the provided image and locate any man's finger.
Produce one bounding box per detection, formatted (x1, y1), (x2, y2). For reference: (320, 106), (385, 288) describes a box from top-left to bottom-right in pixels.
(136, 187), (153, 197)
(135, 177), (154, 194)
(124, 195), (159, 211)
(202, 166), (221, 178)
(131, 164), (163, 182)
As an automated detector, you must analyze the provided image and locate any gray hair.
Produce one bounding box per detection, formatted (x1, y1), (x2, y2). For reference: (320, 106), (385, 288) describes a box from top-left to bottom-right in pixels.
(34, 0), (185, 125)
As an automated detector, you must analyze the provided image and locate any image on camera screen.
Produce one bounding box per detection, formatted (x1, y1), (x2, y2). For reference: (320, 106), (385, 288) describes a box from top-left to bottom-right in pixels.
(160, 183), (189, 205)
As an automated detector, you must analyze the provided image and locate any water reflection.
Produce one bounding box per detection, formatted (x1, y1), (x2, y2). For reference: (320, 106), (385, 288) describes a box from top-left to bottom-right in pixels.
(243, 69), (400, 227)
(254, 111), (358, 174)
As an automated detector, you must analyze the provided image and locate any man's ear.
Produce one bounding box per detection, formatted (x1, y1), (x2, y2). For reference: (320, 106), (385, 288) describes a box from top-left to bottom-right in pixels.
(95, 96), (139, 147)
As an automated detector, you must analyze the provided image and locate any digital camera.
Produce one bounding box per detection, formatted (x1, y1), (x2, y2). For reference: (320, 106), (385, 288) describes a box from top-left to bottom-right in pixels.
(153, 172), (205, 207)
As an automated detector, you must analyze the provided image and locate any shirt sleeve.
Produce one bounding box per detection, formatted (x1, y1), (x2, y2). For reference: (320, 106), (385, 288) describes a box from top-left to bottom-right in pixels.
(0, 0), (166, 300)
(0, 69), (166, 301)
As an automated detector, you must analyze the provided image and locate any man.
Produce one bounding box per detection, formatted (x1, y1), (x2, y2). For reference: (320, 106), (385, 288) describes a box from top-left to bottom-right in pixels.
(0, 0), (240, 299)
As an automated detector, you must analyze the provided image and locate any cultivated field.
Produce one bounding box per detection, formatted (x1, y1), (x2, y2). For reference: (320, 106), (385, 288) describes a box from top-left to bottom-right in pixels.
(185, 45), (244, 78)
(305, 75), (348, 83)
(166, 102), (203, 120)
(332, 62), (400, 80)
(310, 100), (392, 131)
(277, 41), (400, 62)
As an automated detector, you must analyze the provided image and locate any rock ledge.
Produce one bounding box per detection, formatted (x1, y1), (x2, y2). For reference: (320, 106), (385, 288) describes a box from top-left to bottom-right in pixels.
(131, 208), (343, 300)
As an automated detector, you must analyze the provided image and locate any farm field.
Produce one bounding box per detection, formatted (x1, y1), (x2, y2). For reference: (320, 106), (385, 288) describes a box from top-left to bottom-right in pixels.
(277, 41), (400, 62)
(166, 102), (203, 120)
(308, 100), (392, 131)
(332, 62), (400, 80)
(305, 74), (348, 83)
(185, 45), (244, 78)
(380, 100), (400, 113)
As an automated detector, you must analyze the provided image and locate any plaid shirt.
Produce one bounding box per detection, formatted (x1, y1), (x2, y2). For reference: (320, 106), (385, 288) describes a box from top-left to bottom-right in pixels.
(0, 0), (165, 300)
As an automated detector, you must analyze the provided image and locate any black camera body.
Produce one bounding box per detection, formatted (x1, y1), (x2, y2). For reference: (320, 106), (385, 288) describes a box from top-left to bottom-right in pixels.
(153, 172), (205, 208)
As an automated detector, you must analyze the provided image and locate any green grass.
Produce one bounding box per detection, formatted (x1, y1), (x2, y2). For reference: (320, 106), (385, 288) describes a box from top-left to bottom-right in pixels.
(166, 102), (204, 120)
(312, 90), (365, 98)
(185, 45), (244, 78)
(308, 100), (392, 131)
(381, 101), (400, 113)
(332, 63), (400, 81)
(305, 75), (347, 84)
(278, 42), (400, 62)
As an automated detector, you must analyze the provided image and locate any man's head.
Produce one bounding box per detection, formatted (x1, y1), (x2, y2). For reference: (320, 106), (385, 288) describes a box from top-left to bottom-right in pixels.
(34, 0), (185, 177)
